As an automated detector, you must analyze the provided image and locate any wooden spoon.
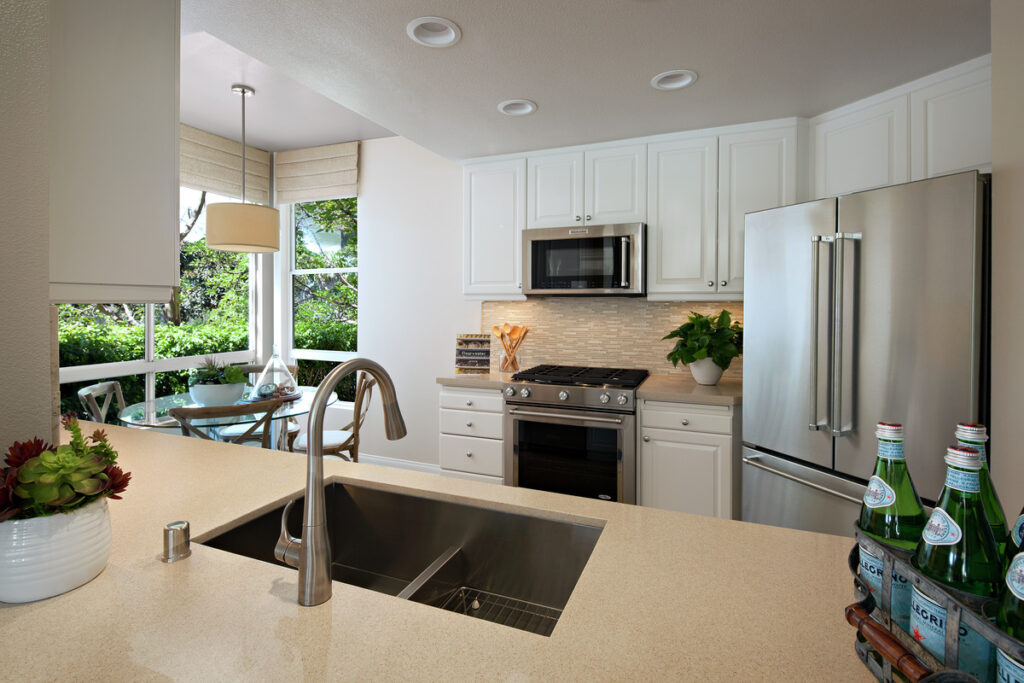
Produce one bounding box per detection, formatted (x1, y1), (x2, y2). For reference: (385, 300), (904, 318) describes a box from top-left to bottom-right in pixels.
(509, 327), (529, 357)
(491, 324), (513, 362)
(506, 325), (523, 370)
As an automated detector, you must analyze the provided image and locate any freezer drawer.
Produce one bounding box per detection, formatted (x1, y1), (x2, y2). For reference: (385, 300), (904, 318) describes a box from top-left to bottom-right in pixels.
(741, 447), (864, 538)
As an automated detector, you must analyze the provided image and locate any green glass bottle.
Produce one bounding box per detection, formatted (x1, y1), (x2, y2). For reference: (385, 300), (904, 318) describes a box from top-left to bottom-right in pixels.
(911, 446), (1002, 682)
(996, 553), (1024, 683)
(857, 422), (926, 632)
(957, 422), (1008, 557)
(1007, 506), (1024, 570)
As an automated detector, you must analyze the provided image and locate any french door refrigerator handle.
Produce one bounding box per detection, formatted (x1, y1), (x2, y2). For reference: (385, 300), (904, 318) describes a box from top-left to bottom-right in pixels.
(809, 235), (832, 431)
(831, 232), (861, 437)
(742, 454), (862, 505)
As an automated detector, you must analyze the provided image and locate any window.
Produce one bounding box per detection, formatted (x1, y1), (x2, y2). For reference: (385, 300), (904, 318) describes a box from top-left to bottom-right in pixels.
(57, 188), (256, 420)
(285, 198), (358, 400)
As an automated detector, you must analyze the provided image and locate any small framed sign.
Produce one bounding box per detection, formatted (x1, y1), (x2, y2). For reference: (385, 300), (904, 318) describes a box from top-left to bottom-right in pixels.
(455, 334), (490, 374)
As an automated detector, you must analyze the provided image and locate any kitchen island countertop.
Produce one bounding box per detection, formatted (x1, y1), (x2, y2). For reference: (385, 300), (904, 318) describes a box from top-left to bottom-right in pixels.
(2, 423), (866, 680)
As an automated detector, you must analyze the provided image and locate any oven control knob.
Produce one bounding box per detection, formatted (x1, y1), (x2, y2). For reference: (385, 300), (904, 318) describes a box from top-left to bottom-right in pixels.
(616, 394), (628, 406)
(558, 390), (570, 401)
(504, 387), (515, 397)
(519, 388), (531, 398)
(599, 393), (610, 404)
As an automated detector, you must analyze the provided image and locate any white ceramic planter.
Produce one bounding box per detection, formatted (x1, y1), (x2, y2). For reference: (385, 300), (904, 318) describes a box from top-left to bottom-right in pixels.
(688, 357), (724, 386)
(0, 499), (112, 603)
(188, 382), (246, 407)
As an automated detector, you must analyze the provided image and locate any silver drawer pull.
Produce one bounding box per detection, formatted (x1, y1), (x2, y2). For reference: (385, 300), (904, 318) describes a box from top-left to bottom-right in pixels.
(465, 421), (473, 427)
(465, 451), (473, 457)
(465, 400), (473, 406)
(681, 419), (690, 426)
(642, 435), (650, 442)
(707, 281), (714, 287)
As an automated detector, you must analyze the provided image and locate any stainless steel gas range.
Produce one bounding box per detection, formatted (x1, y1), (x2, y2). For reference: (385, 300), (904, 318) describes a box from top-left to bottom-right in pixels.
(502, 365), (650, 504)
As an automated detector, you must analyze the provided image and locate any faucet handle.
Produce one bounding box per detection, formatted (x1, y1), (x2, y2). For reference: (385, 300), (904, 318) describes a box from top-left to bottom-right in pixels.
(273, 499), (301, 568)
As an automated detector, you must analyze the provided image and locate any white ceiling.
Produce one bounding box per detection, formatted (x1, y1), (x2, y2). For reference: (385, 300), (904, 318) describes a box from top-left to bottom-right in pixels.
(179, 32), (393, 152)
(181, 0), (990, 160)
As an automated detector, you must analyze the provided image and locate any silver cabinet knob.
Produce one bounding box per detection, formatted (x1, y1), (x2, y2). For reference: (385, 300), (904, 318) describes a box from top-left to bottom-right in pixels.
(465, 400), (473, 406)
(504, 387), (515, 397)
(519, 388), (531, 398)
(558, 390), (570, 401)
(465, 451), (473, 457)
(707, 281), (714, 287)
(617, 395), (628, 406)
(575, 215), (581, 221)
(585, 214), (592, 221)
(720, 280), (727, 287)
(465, 421), (473, 427)
(643, 435), (650, 442)
(599, 393), (610, 404)
(681, 419), (690, 426)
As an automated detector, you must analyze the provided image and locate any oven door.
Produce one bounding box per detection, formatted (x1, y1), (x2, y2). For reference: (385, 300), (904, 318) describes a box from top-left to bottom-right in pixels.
(504, 404), (636, 504)
(522, 224), (645, 295)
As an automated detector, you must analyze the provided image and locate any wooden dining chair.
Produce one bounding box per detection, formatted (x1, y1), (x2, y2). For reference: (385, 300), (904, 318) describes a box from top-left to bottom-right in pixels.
(292, 372), (376, 462)
(168, 398), (284, 449)
(77, 381), (126, 423)
(220, 363), (302, 448)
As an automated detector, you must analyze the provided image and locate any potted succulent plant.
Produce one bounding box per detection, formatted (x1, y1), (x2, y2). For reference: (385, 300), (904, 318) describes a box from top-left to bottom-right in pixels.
(663, 310), (743, 386)
(0, 414), (131, 603)
(188, 357), (248, 406)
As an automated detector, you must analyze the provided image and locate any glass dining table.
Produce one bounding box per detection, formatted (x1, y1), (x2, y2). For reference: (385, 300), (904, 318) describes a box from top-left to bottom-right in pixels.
(118, 386), (337, 450)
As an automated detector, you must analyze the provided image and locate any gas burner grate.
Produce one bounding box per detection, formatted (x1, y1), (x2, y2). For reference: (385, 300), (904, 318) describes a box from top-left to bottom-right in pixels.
(511, 365), (649, 389)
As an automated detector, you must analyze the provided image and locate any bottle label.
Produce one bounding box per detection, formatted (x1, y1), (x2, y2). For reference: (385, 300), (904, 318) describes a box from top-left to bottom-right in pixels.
(1013, 514), (1024, 548)
(863, 476), (897, 509)
(911, 586), (994, 679)
(877, 439), (905, 460)
(945, 468), (981, 493)
(858, 544), (913, 631)
(957, 437), (987, 464)
(997, 648), (1024, 683)
(1007, 554), (1024, 602)
(922, 508), (962, 546)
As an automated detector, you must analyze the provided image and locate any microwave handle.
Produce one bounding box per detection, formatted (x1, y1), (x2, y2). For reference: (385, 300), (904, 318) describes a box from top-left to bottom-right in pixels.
(620, 236), (629, 288)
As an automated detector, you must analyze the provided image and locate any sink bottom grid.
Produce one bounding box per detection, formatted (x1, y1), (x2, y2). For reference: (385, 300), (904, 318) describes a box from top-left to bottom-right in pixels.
(437, 587), (562, 636)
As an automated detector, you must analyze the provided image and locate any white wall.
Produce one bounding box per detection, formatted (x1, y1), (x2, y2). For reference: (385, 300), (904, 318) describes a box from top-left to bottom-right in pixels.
(356, 137), (479, 464)
(0, 1), (54, 445)
(990, 0), (1024, 517)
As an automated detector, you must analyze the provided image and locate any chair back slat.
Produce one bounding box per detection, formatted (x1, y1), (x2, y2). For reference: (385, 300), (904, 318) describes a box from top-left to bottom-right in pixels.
(168, 399), (285, 449)
(77, 381), (126, 423)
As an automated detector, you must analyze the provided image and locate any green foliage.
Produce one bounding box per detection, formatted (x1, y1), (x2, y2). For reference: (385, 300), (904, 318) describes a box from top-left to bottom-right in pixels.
(188, 357), (247, 386)
(663, 310), (744, 371)
(175, 238), (249, 324)
(294, 198), (357, 270)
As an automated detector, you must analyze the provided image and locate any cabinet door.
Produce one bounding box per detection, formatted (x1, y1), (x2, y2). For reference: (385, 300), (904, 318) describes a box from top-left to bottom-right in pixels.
(49, 0), (180, 303)
(910, 61), (991, 180)
(639, 427), (732, 518)
(585, 144), (647, 225)
(718, 126), (798, 296)
(812, 95), (909, 198)
(527, 152), (583, 228)
(462, 159), (526, 298)
(646, 136), (718, 298)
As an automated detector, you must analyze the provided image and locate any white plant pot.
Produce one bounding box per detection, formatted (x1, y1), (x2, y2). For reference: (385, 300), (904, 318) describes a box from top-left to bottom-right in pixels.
(687, 357), (724, 386)
(188, 382), (246, 407)
(0, 499), (112, 603)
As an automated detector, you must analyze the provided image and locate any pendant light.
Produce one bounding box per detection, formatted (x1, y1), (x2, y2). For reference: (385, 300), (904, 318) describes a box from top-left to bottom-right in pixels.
(206, 84), (280, 253)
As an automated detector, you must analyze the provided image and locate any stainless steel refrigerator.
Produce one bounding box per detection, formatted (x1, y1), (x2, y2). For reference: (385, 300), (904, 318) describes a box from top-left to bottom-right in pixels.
(741, 170), (990, 537)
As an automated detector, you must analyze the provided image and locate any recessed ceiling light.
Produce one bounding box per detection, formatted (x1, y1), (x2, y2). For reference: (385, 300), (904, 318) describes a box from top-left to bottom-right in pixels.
(651, 69), (698, 91)
(498, 99), (537, 116)
(406, 17), (461, 48)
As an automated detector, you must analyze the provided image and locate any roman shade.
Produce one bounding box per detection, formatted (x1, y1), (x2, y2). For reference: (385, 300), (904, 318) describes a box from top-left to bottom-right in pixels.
(275, 141), (359, 204)
(179, 124), (271, 205)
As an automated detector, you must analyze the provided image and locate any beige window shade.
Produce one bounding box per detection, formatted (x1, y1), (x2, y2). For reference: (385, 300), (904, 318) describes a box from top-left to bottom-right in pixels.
(275, 141), (358, 204)
(179, 124), (271, 205)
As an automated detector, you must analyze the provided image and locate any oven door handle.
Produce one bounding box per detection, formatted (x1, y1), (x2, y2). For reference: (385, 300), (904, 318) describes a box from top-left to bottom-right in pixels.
(507, 408), (624, 425)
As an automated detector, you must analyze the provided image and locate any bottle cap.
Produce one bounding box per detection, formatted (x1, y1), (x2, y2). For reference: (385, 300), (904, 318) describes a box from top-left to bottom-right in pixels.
(875, 422), (904, 440)
(945, 445), (982, 470)
(955, 422), (988, 442)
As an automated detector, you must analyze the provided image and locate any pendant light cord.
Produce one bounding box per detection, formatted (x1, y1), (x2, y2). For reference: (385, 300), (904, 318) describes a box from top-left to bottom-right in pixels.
(240, 89), (246, 204)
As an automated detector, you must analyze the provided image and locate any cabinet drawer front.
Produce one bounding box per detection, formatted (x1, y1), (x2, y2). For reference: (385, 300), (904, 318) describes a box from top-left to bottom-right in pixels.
(640, 401), (733, 435)
(440, 409), (503, 439)
(439, 388), (504, 413)
(439, 434), (504, 477)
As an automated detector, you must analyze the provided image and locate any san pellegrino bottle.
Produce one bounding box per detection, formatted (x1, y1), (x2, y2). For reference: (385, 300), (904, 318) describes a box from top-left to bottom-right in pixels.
(956, 423), (1007, 556)
(996, 553), (1024, 683)
(858, 422), (926, 632)
(1007, 505), (1024, 570)
(912, 446), (1002, 682)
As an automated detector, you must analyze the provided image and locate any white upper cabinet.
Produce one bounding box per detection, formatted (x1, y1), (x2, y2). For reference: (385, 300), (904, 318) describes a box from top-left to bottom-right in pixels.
(717, 124), (799, 296)
(49, 0), (180, 304)
(462, 158), (526, 299)
(646, 135), (718, 297)
(910, 59), (991, 180)
(527, 144), (646, 228)
(812, 95), (909, 199)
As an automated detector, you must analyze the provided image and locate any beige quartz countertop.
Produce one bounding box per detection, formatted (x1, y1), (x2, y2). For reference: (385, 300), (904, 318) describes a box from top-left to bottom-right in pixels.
(3, 423), (866, 681)
(436, 373), (506, 390)
(637, 374), (743, 405)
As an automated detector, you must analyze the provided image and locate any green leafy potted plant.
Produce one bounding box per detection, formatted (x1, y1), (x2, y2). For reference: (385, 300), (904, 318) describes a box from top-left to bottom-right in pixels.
(663, 310), (743, 386)
(0, 414), (131, 603)
(188, 357), (248, 406)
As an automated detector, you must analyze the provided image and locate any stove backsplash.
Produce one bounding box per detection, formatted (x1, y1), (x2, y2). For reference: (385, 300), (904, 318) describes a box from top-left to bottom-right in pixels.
(481, 299), (744, 378)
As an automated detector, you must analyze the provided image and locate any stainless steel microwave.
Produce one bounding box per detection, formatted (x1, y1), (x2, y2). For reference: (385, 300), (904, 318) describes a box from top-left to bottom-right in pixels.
(522, 223), (645, 296)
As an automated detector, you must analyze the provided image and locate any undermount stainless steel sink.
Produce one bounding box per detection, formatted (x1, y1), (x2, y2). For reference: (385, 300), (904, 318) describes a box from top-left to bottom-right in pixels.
(199, 482), (603, 636)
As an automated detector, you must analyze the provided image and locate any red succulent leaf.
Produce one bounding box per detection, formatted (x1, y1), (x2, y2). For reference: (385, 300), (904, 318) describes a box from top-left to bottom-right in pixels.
(0, 468), (21, 521)
(5, 437), (53, 468)
(102, 465), (131, 500)
(89, 429), (108, 444)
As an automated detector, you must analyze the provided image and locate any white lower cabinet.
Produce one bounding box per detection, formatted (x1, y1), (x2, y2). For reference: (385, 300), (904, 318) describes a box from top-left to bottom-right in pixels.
(438, 387), (504, 484)
(638, 400), (741, 519)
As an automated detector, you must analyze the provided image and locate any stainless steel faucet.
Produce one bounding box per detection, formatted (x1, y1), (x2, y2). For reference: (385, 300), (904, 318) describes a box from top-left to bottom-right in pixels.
(274, 358), (407, 606)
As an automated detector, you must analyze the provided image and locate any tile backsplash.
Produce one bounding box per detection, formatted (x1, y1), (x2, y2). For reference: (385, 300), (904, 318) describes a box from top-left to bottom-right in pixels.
(481, 299), (744, 378)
